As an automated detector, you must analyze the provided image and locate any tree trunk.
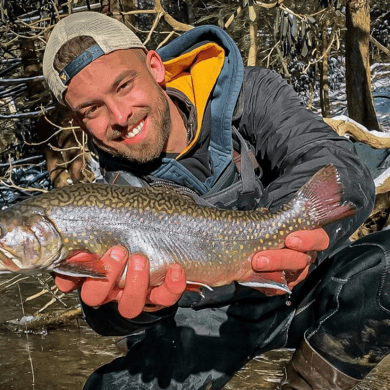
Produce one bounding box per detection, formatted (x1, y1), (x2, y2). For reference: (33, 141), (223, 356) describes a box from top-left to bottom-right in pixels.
(345, 0), (379, 130)
(320, 23), (331, 118)
(247, 20), (258, 66)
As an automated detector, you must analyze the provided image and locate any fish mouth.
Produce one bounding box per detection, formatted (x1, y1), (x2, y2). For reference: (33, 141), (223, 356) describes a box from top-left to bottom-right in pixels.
(0, 247), (21, 272)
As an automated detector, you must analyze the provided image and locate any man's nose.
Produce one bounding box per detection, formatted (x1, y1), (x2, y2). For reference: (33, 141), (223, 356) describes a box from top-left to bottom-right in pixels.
(108, 100), (131, 128)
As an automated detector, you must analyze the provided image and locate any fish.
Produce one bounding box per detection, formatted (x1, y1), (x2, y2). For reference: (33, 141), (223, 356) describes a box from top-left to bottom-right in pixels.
(0, 164), (355, 294)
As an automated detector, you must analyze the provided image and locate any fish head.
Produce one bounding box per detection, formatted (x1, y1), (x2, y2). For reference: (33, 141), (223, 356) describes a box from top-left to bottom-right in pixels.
(0, 206), (63, 274)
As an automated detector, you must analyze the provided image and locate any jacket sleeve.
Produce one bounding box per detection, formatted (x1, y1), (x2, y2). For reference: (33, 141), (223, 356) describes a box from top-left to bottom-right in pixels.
(80, 299), (178, 336)
(237, 67), (375, 261)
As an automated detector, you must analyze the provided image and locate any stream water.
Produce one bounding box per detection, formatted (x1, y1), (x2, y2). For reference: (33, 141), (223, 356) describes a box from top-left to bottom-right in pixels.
(0, 276), (120, 389)
(1, 275), (390, 389)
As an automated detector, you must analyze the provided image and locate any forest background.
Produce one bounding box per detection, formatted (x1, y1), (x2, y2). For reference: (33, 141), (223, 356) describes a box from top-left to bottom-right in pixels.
(2, 3), (390, 389)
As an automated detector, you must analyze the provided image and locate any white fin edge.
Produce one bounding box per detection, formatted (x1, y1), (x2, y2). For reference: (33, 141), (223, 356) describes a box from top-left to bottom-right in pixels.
(238, 281), (291, 294)
(186, 281), (214, 291)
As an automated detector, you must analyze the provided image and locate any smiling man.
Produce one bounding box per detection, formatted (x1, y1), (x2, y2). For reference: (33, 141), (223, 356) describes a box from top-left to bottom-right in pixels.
(42, 11), (390, 390)
(64, 48), (186, 162)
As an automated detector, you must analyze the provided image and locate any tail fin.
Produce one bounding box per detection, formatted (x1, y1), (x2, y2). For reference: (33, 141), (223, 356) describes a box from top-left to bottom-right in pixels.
(295, 164), (356, 226)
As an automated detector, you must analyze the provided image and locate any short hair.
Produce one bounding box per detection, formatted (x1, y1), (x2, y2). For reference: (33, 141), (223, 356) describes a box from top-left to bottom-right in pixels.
(53, 36), (96, 72)
(53, 35), (147, 73)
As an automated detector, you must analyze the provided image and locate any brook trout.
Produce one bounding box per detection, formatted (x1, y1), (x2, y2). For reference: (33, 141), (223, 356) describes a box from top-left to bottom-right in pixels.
(0, 164), (355, 293)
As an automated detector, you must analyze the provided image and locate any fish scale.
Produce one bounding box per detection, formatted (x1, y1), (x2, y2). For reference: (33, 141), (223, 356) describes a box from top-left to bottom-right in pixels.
(0, 164), (356, 293)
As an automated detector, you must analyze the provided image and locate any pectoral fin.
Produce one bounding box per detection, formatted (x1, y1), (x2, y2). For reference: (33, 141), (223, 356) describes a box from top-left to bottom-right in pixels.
(238, 271), (291, 294)
(54, 251), (107, 278)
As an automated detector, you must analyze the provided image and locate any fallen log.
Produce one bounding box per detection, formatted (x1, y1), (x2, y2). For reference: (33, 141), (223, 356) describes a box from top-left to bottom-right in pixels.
(325, 115), (390, 194)
(4, 305), (82, 332)
(324, 115), (390, 149)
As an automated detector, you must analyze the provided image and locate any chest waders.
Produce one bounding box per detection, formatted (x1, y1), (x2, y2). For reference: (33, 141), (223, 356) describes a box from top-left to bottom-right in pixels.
(100, 126), (263, 211)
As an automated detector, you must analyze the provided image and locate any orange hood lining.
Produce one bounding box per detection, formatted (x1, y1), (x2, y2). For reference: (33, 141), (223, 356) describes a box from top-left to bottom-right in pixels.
(163, 42), (225, 159)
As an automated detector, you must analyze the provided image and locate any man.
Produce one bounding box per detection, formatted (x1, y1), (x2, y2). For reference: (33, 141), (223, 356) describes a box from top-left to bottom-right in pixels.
(42, 11), (388, 390)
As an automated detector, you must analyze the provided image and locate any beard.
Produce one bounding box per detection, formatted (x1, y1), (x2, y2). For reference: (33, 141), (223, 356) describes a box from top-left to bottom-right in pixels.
(95, 89), (172, 164)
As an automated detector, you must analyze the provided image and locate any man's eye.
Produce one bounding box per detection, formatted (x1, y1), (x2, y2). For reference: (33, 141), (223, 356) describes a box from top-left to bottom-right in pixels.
(84, 106), (98, 118)
(118, 81), (132, 92)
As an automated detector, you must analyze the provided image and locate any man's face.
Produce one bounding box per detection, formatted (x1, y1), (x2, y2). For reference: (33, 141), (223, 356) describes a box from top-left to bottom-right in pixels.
(65, 49), (172, 164)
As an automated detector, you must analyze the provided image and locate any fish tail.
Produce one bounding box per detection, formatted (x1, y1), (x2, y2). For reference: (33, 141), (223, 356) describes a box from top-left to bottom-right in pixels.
(294, 164), (356, 226)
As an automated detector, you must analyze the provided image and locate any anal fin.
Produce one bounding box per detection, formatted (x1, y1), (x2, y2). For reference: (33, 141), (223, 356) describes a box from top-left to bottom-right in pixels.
(238, 271), (291, 294)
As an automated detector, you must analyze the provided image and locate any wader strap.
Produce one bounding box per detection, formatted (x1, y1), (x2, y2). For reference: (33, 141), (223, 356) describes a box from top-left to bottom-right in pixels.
(101, 170), (147, 188)
(231, 126), (260, 194)
(201, 126), (263, 209)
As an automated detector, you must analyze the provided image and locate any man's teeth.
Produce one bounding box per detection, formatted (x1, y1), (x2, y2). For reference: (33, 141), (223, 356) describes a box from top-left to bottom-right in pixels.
(125, 121), (144, 139)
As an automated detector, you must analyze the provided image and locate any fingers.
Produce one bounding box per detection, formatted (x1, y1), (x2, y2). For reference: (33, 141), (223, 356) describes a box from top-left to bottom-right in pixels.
(285, 228), (329, 252)
(287, 265), (310, 289)
(57, 246), (185, 319)
(79, 248), (185, 319)
(80, 246), (128, 307)
(255, 264), (311, 297)
(252, 248), (312, 272)
(54, 250), (96, 293)
(117, 253), (150, 319)
(55, 275), (82, 293)
(149, 264), (186, 307)
(251, 229), (328, 295)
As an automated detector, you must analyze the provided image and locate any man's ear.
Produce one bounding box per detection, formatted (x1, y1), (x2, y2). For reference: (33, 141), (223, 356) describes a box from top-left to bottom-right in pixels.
(146, 50), (166, 85)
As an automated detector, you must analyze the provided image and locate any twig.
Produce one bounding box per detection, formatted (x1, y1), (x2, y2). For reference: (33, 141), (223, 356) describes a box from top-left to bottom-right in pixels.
(262, 41), (280, 68)
(7, 28), (47, 45)
(25, 284), (57, 302)
(0, 178), (48, 193)
(278, 3), (326, 20)
(143, 11), (164, 47)
(254, 0), (285, 9)
(0, 75), (45, 84)
(0, 155), (45, 168)
(0, 275), (30, 292)
(156, 30), (176, 49)
(154, 0), (193, 32)
(0, 155), (48, 193)
(225, 5), (243, 29)
(23, 127), (73, 146)
(302, 29), (336, 74)
(370, 35), (390, 57)
(33, 276), (68, 308)
(36, 295), (66, 314)
(17, 283), (35, 389)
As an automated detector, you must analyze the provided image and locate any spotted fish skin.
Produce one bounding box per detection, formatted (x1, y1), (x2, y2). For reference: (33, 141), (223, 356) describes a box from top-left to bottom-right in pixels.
(0, 164), (355, 291)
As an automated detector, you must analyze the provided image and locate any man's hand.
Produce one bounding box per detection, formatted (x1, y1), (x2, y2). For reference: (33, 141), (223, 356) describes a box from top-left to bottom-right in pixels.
(251, 228), (329, 295)
(54, 247), (186, 319)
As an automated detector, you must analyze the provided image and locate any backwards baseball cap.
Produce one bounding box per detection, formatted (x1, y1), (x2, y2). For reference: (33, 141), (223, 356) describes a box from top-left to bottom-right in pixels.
(43, 11), (145, 105)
